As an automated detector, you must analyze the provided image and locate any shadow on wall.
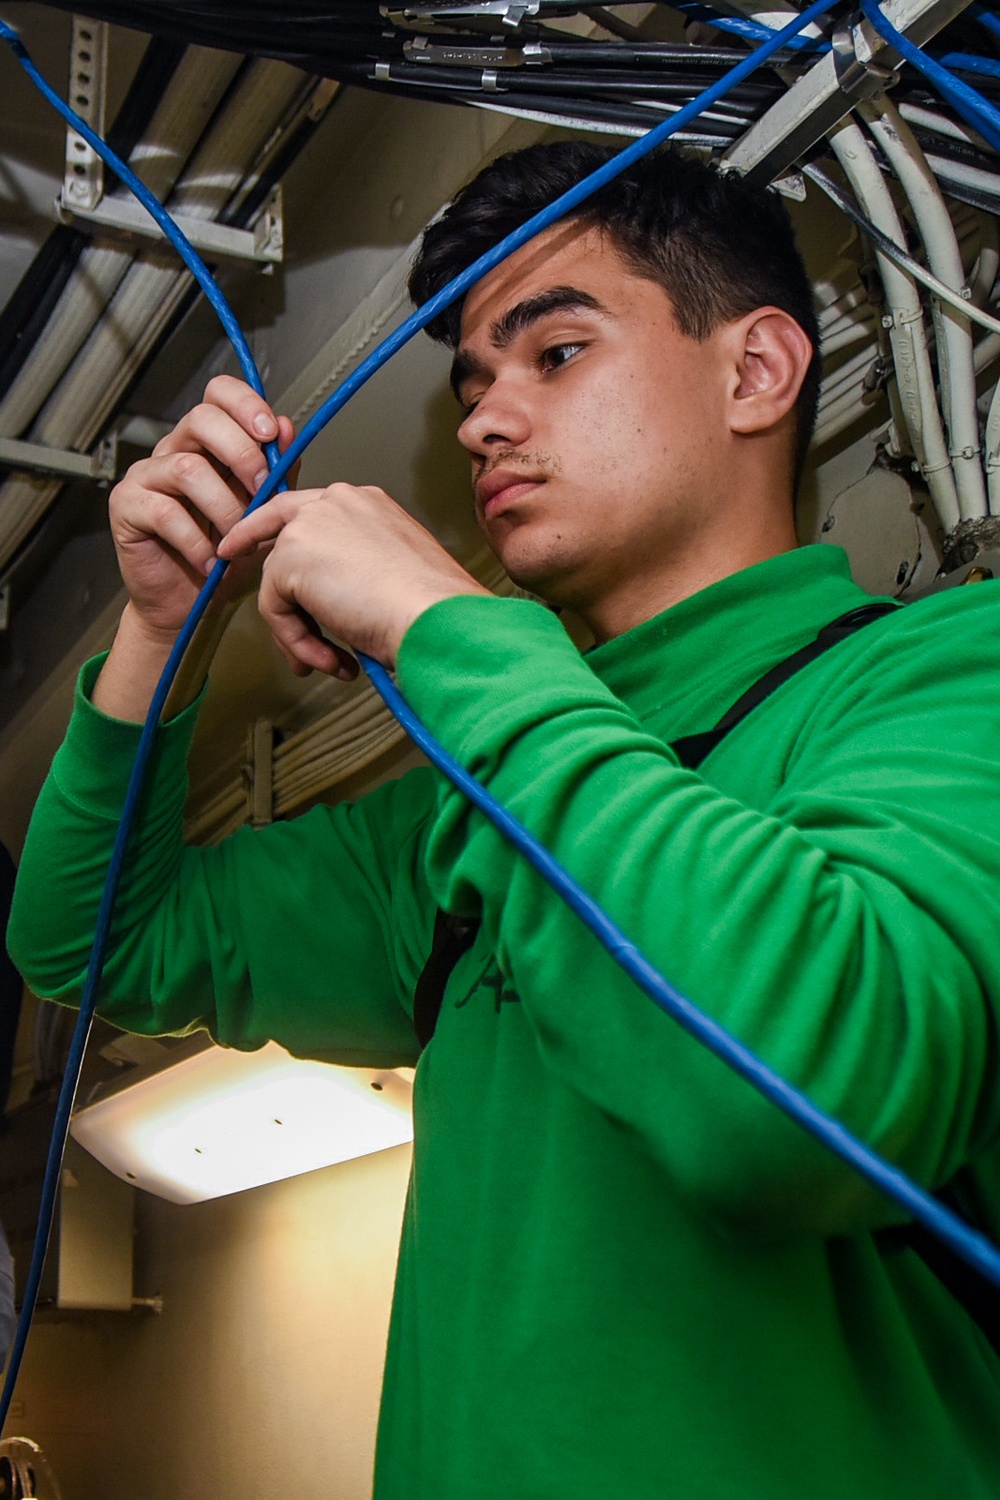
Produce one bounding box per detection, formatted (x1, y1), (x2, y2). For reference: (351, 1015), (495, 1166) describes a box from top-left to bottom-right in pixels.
(13, 1139), (412, 1500)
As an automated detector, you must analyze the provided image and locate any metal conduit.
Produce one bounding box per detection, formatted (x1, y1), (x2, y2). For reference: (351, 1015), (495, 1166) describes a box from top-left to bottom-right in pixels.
(0, 57), (321, 570)
(862, 95), (988, 519)
(828, 117), (962, 533)
(0, 46), (240, 439)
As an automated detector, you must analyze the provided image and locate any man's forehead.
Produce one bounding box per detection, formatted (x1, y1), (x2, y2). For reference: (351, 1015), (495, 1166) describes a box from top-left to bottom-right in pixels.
(457, 219), (615, 340)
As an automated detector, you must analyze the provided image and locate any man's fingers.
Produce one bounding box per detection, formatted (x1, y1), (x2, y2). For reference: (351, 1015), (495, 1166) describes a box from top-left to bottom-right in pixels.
(216, 491), (309, 558)
(123, 490), (222, 577)
(203, 373), (280, 445)
(119, 453), (253, 542)
(155, 405), (270, 499)
(267, 600), (359, 680)
(256, 557), (359, 680)
(154, 378), (294, 500)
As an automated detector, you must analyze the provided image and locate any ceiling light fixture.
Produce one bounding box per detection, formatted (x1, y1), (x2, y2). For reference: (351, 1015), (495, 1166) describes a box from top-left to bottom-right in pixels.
(70, 1039), (415, 1204)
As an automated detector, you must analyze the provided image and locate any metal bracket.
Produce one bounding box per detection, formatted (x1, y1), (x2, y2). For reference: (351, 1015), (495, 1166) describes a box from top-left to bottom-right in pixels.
(63, 15), (109, 214)
(863, 352), (895, 393)
(384, 0), (541, 29)
(771, 171), (807, 201)
(830, 16), (899, 96)
(722, 0), (973, 187)
(0, 433), (118, 484)
(58, 14), (282, 264)
(244, 719), (275, 828)
(403, 35), (550, 63)
(55, 183), (284, 267)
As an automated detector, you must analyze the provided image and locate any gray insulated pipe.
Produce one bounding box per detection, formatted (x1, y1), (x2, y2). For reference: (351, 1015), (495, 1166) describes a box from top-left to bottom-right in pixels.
(0, 52), (318, 569)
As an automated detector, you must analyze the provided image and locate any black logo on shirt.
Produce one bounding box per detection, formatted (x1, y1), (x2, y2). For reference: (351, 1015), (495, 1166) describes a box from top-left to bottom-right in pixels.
(455, 963), (521, 1016)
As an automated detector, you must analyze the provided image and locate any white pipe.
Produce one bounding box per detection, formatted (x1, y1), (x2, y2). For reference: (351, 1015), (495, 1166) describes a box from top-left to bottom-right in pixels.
(924, 154), (1000, 201)
(0, 61), (318, 568)
(986, 396), (1000, 504)
(898, 101), (991, 150)
(975, 331), (1000, 373)
(983, 338), (1000, 513)
(861, 97), (987, 519)
(828, 118), (960, 533)
(821, 315), (876, 357)
(817, 282), (870, 324)
(0, 48), (240, 439)
(818, 341), (882, 404)
(968, 214), (999, 310)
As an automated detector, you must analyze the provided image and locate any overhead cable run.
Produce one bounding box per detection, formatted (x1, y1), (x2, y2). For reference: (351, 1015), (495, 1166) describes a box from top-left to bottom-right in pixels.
(0, 0), (994, 593)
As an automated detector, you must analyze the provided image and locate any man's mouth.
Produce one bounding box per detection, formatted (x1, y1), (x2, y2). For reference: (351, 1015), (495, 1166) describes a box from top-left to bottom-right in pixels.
(475, 467), (544, 521)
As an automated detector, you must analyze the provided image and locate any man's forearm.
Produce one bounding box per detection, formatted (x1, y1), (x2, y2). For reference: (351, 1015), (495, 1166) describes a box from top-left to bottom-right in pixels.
(92, 600), (238, 723)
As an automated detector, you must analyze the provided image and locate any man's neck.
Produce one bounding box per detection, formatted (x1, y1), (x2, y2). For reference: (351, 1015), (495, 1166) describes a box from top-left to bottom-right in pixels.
(581, 520), (801, 645)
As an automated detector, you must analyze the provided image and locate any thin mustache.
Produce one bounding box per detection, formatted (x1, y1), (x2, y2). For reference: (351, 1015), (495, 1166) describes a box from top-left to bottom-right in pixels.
(475, 452), (558, 484)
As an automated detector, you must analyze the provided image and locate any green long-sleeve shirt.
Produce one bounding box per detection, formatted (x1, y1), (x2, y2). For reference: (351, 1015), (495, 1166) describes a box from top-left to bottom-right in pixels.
(11, 544), (1000, 1497)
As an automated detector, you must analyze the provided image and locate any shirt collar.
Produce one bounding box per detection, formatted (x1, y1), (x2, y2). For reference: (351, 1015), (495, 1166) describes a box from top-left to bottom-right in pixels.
(585, 545), (880, 737)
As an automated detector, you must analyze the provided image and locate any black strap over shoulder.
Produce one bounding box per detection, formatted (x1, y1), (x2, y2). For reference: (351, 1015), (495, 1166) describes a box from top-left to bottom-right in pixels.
(414, 603), (899, 1046)
(413, 908), (480, 1048)
(669, 603), (899, 770)
(880, 1189), (1000, 1357)
(413, 602), (898, 1045)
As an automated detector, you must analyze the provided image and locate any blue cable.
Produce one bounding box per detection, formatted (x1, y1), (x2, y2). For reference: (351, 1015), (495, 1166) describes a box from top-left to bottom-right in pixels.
(4, 0), (1000, 1433)
(972, 4), (1000, 45)
(937, 50), (1000, 80)
(0, 15), (296, 1421)
(861, 0), (1000, 154)
(668, 4), (831, 53)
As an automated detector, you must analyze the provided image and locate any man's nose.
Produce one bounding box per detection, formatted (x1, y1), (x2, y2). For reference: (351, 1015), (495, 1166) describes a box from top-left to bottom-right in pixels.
(457, 380), (532, 455)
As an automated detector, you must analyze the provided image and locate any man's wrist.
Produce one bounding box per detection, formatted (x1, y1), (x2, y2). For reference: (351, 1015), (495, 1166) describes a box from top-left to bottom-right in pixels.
(389, 580), (491, 665)
(90, 605), (176, 722)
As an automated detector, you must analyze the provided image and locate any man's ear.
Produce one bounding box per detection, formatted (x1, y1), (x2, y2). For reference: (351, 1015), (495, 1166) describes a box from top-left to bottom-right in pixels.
(726, 308), (813, 437)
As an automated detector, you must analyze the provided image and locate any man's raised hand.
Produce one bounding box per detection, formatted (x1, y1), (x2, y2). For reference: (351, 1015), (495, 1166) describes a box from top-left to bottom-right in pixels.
(108, 373), (296, 643)
(93, 376), (297, 722)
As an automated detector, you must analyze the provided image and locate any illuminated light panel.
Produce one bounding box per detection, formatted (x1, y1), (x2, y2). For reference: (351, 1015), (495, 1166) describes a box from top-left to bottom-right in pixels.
(70, 1042), (415, 1204)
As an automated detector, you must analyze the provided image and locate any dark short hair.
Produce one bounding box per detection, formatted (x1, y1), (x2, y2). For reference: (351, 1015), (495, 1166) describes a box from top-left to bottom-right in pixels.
(408, 141), (821, 483)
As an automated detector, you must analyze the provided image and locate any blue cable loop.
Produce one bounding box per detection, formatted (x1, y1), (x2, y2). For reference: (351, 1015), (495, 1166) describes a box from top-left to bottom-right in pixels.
(972, 4), (1000, 44)
(937, 50), (1000, 80)
(860, 0), (1000, 153)
(4, 0), (1000, 1434)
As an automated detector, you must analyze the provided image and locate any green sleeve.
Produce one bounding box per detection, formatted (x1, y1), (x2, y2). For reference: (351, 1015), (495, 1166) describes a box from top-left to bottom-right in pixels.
(8, 657), (434, 1067)
(395, 592), (1000, 1235)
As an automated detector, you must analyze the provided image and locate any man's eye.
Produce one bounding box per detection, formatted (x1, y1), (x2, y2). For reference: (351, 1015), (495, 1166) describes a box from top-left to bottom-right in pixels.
(540, 342), (584, 372)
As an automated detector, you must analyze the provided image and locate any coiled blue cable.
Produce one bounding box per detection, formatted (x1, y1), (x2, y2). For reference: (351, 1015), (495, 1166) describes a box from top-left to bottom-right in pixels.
(4, 0), (1000, 1437)
(861, 0), (1000, 153)
(972, 4), (1000, 44)
(937, 50), (1000, 80)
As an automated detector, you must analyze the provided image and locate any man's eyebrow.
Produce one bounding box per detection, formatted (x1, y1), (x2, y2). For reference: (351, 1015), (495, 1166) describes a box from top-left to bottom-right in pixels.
(450, 285), (607, 401)
(491, 285), (606, 349)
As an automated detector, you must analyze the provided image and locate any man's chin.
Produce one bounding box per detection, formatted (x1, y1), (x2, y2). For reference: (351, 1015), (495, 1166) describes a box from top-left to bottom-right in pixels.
(490, 537), (576, 600)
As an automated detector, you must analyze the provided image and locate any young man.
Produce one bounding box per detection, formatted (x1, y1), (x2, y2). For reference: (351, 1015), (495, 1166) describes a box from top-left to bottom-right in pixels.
(11, 143), (1000, 1496)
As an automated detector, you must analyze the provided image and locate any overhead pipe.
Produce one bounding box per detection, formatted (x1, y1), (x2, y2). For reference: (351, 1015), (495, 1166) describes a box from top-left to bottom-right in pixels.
(0, 58), (327, 570)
